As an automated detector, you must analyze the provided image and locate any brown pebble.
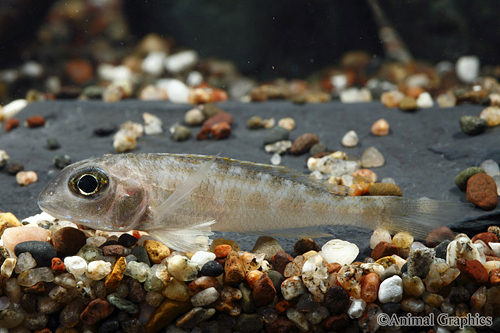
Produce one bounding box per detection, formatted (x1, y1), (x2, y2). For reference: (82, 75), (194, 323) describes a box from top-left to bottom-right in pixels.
(426, 226), (455, 248)
(79, 298), (114, 326)
(368, 183), (402, 196)
(195, 127), (211, 140)
(472, 232), (498, 246)
(490, 268), (500, 285)
(105, 257), (127, 290)
(65, 59), (94, 85)
(188, 276), (220, 294)
(203, 112), (233, 128)
(323, 313), (349, 331)
(324, 286), (350, 314)
(214, 245), (232, 258)
(399, 96), (418, 111)
(371, 241), (398, 261)
(360, 273), (380, 303)
(371, 119), (389, 136)
(294, 238), (319, 255)
(289, 133), (319, 155)
(245, 270), (264, 289)
(224, 251), (246, 285)
(102, 244), (125, 257)
(456, 258), (488, 284)
(252, 273), (277, 307)
(211, 122), (231, 139)
(52, 227), (87, 258)
(270, 251), (294, 276)
(466, 173), (498, 210)
(25, 115), (46, 128)
(275, 299), (291, 314)
(23, 281), (45, 294)
(5, 118), (19, 132)
(327, 262), (342, 274)
(406, 86), (425, 99)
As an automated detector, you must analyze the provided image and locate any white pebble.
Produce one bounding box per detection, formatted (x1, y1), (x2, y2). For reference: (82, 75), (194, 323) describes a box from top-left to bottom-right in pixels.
(45, 76), (62, 94)
(191, 287), (220, 307)
(270, 153), (281, 165)
(370, 228), (392, 249)
(64, 256), (88, 278)
(264, 140), (292, 154)
(1, 258), (17, 279)
(480, 159), (500, 177)
(342, 130), (358, 147)
(158, 79), (190, 104)
(16, 171), (38, 186)
(277, 117), (295, 131)
(86, 236), (107, 248)
(142, 51), (167, 76)
(381, 177), (396, 184)
(378, 275), (403, 303)
(361, 146), (385, 168)
(184, 108), (205, 126)
(347, 297), (366, 319)
(0, 151), (9, 165)
(281, 276), (307, 300)
(164, 50), (199, 74)
(416, 92), (434, 108)
(86, 260), (112, 280)
(340, 87), (372, 103)
(187, 71), (203, 87)
(263, 118), (275, 129)
(15, 253), (37, 274)
(21, 61), (44, 78)
(446, 235), (485, 267)
(319, 239), (359, 265)
(2, 99), (28, 120)
(143, 112), (163, 135)
(167, 255), (199, 281)
(190, 251), (216, 268)
(113, 129), (137, 153)
(456, 56), (480, 84)
(309, 170), (323, 180)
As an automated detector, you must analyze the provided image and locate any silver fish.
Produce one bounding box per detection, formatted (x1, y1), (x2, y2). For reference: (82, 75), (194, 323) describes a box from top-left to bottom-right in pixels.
(38, 153), (466, 252)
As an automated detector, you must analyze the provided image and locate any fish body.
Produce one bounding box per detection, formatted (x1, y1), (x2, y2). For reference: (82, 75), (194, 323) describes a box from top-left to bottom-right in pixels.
(38, 153), (465, 252)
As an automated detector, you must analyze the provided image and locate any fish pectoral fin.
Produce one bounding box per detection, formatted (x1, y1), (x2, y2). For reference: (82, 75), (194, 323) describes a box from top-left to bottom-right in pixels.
(154, 155), (217, 225)
(246, 227), (333, 239)
(147, 220), (216, 253)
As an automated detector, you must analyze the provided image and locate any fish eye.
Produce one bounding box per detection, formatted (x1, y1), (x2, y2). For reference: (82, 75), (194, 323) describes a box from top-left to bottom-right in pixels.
(69, 168), (109, 197)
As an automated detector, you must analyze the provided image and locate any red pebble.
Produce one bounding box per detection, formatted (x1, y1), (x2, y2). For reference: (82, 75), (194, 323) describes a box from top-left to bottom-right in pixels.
(456, 258), (488, 284)
(26, 115), (46, 128)
(5, 118), (19, 132)
(214, 244), (232, 258)
(210, 122), (231, 139)
(211, 89), (228, 102)
(203, 112), (233, 128)
(51, 257), (66, 274)
(132, 230), (141, 239)
(371, 241), (398, 260)
(196, 127), (211, 140)
(472, 232), (498, 246)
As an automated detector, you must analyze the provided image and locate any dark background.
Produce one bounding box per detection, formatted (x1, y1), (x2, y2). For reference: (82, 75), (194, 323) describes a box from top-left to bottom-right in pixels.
(2, 0), (500, 80)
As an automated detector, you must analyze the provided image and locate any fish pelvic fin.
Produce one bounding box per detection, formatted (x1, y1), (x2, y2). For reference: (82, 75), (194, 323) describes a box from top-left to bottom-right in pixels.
(148, 220), (215, 253)
(377, 197), (471, 241)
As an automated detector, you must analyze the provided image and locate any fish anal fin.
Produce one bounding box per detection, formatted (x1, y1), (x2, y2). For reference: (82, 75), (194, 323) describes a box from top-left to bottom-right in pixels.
(246, 227), (333, 239)
(148, 220), (216, 253)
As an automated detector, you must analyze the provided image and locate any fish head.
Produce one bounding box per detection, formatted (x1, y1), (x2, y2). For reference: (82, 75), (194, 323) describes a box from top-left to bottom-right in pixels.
(38, 156), (148, 231)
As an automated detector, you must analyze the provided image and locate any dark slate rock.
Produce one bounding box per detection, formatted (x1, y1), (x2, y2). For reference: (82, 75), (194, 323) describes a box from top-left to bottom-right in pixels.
(263, 126), (289, 145)
(131, 246), (150, 266)
(434, 240), (451, 260)
(201, 260), (224, 277)
(118, 234), (138, 248)
(14, 241), (57, 267)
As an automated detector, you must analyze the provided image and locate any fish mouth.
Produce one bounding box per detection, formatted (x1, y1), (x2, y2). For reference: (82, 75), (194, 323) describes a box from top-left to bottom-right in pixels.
(37, 179), (63, 218)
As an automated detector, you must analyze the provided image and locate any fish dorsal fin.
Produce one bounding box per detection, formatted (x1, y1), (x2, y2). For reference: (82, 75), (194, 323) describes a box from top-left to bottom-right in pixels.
(154, 154), (217, 223)
(246, 227), (333, 239)
(148, 220), (215, 252)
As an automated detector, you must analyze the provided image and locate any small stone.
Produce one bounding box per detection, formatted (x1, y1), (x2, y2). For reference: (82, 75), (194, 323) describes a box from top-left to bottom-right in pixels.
(318, 239), (358, 265)
(283, 255), (306, 277)
(281, 276), (307, 300)
(360, 272), (380, 302)
(214, 244), (233, 258)
(480, 159), (500, 177)
(456, 258), (488, 284)
(201, 103), (224, 118)
(468, 173), (499, 210)
(211, 122), (232, 139)
(86, 260), (112, 280)
(253, 273), (276, 307)
(324, 285), (349, 314)
(416, 92), (434, 108)
(264, 126), (289, 145)
(176, 307), (216, 329)
(203, 112), (233, 128)
(53, 154), (72, 169)
(371, 119), (389, 136)
(16, 170), (38, 186)
(342, 130), (359, 147)
(371, 241), (398, 260)
(323, 313), (349, 331)
(286, 308), (309, 332)
(102, 244), (125, 257)
(163, 278), (190, 302)
(25, 115), (46, 128)
(368, 183), (402, 196)
(392, 232), (413, 249)
(5, 118), (19, 132)
(270, 153), (281, 165)
(105, 257), (127, 290)
(381, 91), (405, 108)
(118, 233), (138, 247)
(361, 146), (385, 168)
(399, 96), (418, 111)
(437, 92), (457, 108)
(370, 228), (392, 249)
(80, 298), (114, 326)
(253, 236), (284, 261)
(0, 309), (25, 329)
(191, 287), (220, 307)
(14, 241), (56, 267)
(184, 108), (204, 126)
(63, 256), (87, 278)
(455, 167), (486, 191)
(1, 258), (16, 278)
(278, 117), (296, 131)
(246, 115), (263, 129)
(294, 238), (319, 255)
(167, 255), (199, 281)
(224, 251), (246, 285)
(143, 112), (163, 135)
(290, 133), (319, 155)
(402, 273), (425, 298)
(15, 252), (37, 273)
(46, 137), (60, 150)
(201, 260), (224, 277)
(347, 297), (366, 319)
(470, 285), (487, 308)
(264, 140), (292, 154)
(94, 123), (117, 137)
(17, 267), (55, 287)
(456, 55), (480, 83)
(460, 115), (488, 135)
(171, 124), (191, 141)
(107, 293), (139, 314)
(52, 227), (87, 258)
(82, 85), (105, 99)
(479, 106), (500, 127)
(143, 240), (170, 264)
(0, 151), (9, 170)
(113, 129), (137, 152)
(5, 162), (23, 175)
(378, 275), (403, 303)
(270, 251), (293, 276)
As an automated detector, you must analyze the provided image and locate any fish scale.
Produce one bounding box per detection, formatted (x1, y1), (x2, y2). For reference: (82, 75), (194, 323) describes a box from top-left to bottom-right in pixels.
(38, 153), (471, 252)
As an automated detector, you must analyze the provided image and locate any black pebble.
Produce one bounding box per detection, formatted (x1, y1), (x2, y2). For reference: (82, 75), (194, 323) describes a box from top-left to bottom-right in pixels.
(434, 240), (451, 260)
(94, 124), (117, 137)
(6, 162), (23, 175)
(131, 246), (150, 266)
(99, 318), (120, 333)
(118, 234), (138, 248)
(201, 260), (224, 277)
(46, 137), (60, 150)
(382, 302), (402, 315)
(121, 318), (142, 333)
(14, 241), (57, 267)
(53, 155), (71, 169)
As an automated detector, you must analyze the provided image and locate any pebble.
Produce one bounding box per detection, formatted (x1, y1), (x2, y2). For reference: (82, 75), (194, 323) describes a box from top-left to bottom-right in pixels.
(201, 260), (224, 277)
(14, 240), (56, 267)
(294, 238), (319, 255)
(53, 154), (72, 169)
(290, 133), (319, 154)
(361, 146), (384, 168)
(318, 239), (358, 265)
(165, 50), (198, 74)
(342, 130), (359, 147)
(163, 278), (190, 302)
(17, 267), (55, 287)
(86, 260), (112, 280)
(264, 140), (292, 154)
(459, 115), (488, 135)
(113, 129), (137, 152)
(277, 117), (295, 131)
(378, 275), (403, 303)
(371, 119), (389, 136)
(402, 273), (425, 298)
(466, 173), (498, 210)
(167, 255), (199, 281)
(360, 272), (380, 302)
(324, 285), (349, 314)
(371, 241), (398, 260)
(381, 91), (405, 108)
(79, 298), (114, 326)
(107, 293), (139, 314)
(185, 108), (205, 125)
(46, 137), (60, 150)
(263, 126), (289, 145)
(203, 112), (233, 128)
(15, 171), (38, 186)
(1, 258), (16, 278)
(407, 247), (435, 278)
(456, 55), (480, 83)
(93, 123), (117, 137)
(253, 236), (284, 261)
(281, 276), (307, 300)
(479, 159), (500, 177)
(416, 92), (434, 108)
(437, 92), (457, 108)
(143, 240), (170, 264)
(5, 162), (23, 175)
(479, 106), (500, 126)
(270, 251), (294, 276)
(399, 96), (418, 111)
(64, 256), (88, 278)
(105, 257), (127, 290)
(456, 258), (488, 284)
(370, 228), (392, 249)
(2, 99), (28, 120)
(15, 252), (37, 273)
(455, 167), (486, 191)
(143, 112), (163, 135)
(172, 124), (191, 141)
(25, 115), (46, 128)
(337, 265), (363, 298)
(0, 151), (9, 169)
(52, 227), (87, 257)
(190, 251), (216, 268)
(224, 251), (246, 285)
(0, 309), (25, 329)
(5, 118), (19, 132)
(368, 183), (402, 196)
(246, 115), (263, 129)
(270, 153), (281, 165)
(211, 122), (232, 139)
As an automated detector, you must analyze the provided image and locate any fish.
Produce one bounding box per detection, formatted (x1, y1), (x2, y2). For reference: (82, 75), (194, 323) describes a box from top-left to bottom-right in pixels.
(38, 153), (468, 252)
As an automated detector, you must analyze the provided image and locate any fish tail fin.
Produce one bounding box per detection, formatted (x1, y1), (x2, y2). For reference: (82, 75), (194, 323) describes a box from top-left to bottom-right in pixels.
(378, 197), (470, 241)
